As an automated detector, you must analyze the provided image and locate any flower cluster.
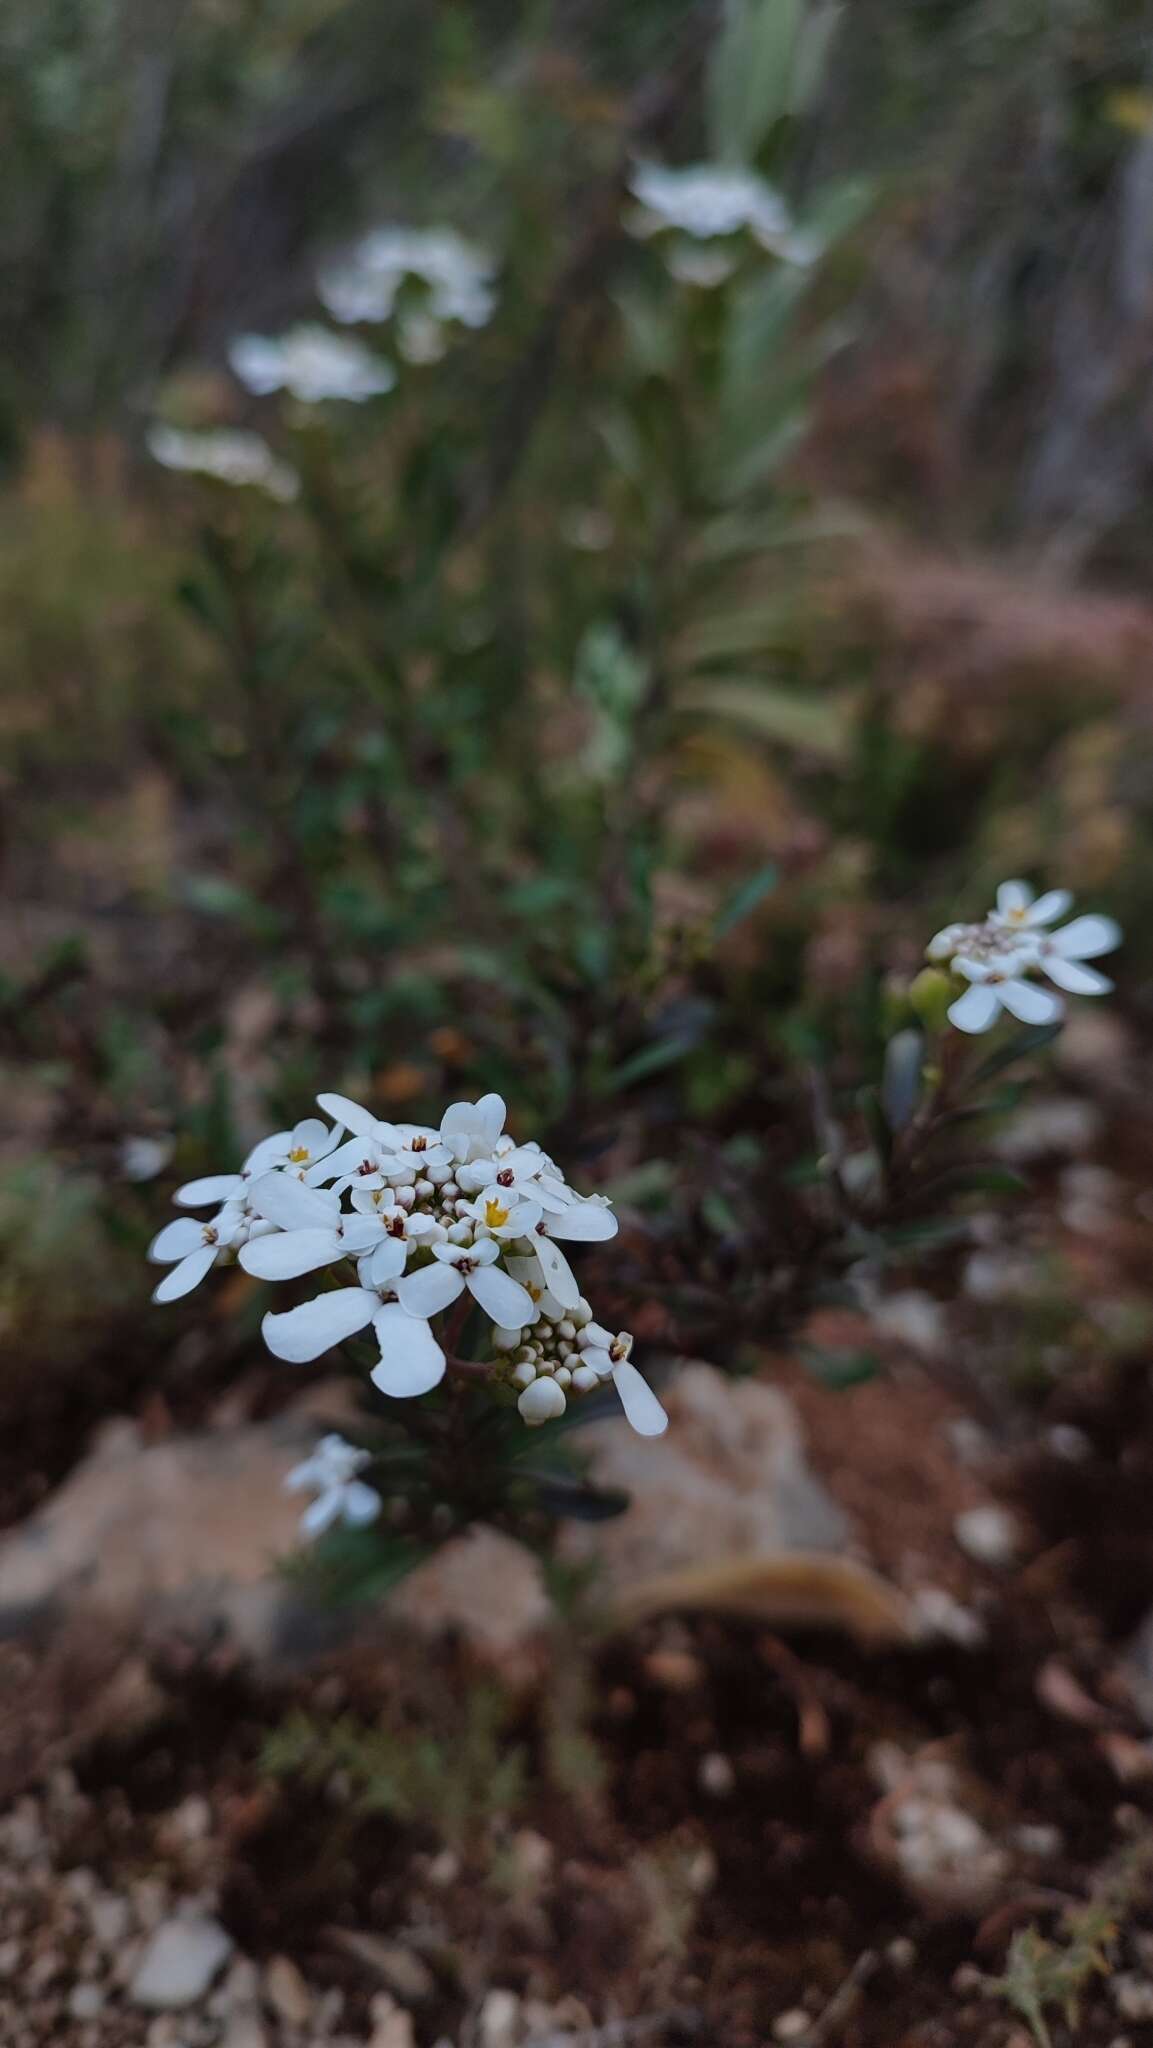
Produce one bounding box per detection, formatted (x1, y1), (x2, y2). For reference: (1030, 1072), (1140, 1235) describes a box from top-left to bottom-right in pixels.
(284, 1433), (381, 1538)
(927, 881), (1121, 1034)
(149, 1092), (667, 1442)
(228, 323), (394, 404)
(318, 227), (496, 363)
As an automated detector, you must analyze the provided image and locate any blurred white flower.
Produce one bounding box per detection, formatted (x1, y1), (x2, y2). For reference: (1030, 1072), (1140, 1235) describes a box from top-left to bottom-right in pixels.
(284, 1433), (380, 1538)
(927, 881), (1121, 1034)
(146, 424), (298, 501)
(629, 161), (815, 266)
(318, 228), (496, 363)
(228, 323), (394, 403)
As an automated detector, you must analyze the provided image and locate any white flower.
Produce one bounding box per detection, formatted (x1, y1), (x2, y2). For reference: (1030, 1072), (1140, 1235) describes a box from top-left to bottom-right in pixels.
(574, 1327), (668, 1437)
(318, 228), (496, 348)
(928, 881), (1121, 1035)
(146, 424), (298, 501)
(284, 1433), (380, 1538)
(262, 1286), (446, 1397)
(228, 324), (394, 404)
(440, 1093), (508, 1165)
(460, 1186), (542, 1240)
(396, 1239), (537, 1329)
(456, 1138), (571, 1214)
(146, 1126), (333, 1301)
(628, 161), (813, 265)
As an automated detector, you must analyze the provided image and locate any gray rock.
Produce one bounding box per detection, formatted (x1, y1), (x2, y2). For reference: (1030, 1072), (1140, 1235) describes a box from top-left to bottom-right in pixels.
(129, 1914), (234, 2010)
(953, 1505), (1020, 1569)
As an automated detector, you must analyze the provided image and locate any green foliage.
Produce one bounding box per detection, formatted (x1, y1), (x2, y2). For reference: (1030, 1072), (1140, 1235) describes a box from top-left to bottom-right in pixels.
(261, 1681), (528, 1858)
(986, 1831), (1153, 2048)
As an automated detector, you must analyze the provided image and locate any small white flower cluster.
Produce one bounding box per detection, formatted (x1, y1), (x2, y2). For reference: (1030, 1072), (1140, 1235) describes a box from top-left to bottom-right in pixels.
(146, 424), (299, 501)
(927, 881), (1121, 1034)
(149, 1091), (667, 1441)
(628, 161), (818, 275)
(318, 227), (496, 363)
(228, 323), (394, 404)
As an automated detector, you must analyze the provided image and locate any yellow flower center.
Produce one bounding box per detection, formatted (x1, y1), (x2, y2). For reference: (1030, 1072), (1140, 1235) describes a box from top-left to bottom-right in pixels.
(288, 1145), (310, 1163)
(484, 1197), (510, 1229)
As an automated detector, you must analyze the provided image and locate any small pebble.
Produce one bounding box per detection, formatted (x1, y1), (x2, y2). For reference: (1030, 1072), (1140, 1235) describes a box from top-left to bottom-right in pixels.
(478, 1987), (522, 2048)
(886, 1936), (916, 1971)
(129, 1914), (234, 2009)
(698, 1752), (736, 1797)
(1113, 1974), (1153, 2021)
(69, 1984), (106, 2020)
(263, 1954), (312, 2026)
(954, 1504), (1019, 1568)
(772, 2011), (811, 2042)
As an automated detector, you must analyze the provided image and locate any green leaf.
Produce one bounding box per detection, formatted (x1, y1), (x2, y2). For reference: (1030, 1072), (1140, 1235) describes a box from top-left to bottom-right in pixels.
(800, 1343), (882, 1390)
(714, 859), (780, 938)
(706, 0), (803, 161)
(970, 1022), (1064, 1086)
(677, 676), (848, 758)
(604, 1034), (697, 1092)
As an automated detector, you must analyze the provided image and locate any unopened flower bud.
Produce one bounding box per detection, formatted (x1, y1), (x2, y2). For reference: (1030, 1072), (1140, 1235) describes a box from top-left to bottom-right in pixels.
(511, 1361), (537, 1389)
(909, 966), (955, 1033)
(428, 1164), (451, 1185)
(518, 1377), (567, 1425)
(446, 1220), (472, 1244)
(571, 1364), (600, 1394)
(441, 1181), (459, 1202)
(394, 1184), (416, 1209)
(491, 1324), (523, 1351)
(415, 1177), (435, 1200)
(554, 1366), (572, 1388)
(556, 1319), (576, 1340)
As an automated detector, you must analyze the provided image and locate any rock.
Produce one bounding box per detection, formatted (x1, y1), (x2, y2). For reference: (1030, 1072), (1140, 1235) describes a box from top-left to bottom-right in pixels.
(995, 1097), (1102, 1163)
(391, 1528), (551, 1668)
(562, 1364), (848, 1589)
(368, 1992), (417, 2048)
(0, 1415), (337, 1657)
(911, 1586), (987, 1650)
(478, 1988), (522, 2048)
(867, 1745), (1010, 1914)
(772, 2013), (812, 2043)
(870, 1290), (947, 1357)
(698, 1753), (736, 1797)
(1113, 1974), (1153, 2021)
(68, 1983), (105, 2019)
(129, 1914), (234, 2009)
(263, 1954), (312, 2026)
(325, 1929), (435, 2003)
(953, 1505), (1020, 1568)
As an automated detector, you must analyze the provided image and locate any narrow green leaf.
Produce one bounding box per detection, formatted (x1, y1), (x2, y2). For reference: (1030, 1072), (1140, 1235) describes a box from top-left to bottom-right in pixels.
(714, 859), (780, 939)
(971, 1022), (1064, 1086)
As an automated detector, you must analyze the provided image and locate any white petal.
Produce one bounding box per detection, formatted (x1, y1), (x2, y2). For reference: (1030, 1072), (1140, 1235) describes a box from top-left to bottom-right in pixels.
(359, 1238), (407, 1287)
(152, 1244), (219, 1301)
(149, 1217), (205, 1263)
(431, 1241), (470, 1266)
(300, 1491), (343, 1538)
(466, 1237), (500, 1266)
(947, 982), (1002, 1034)
(531, 1237), (581, 1310)
(997, 978), (1063, 1025)
(1025, 889), (1072, 927)
(371, 1304), (446, 1396)
(316, 1092), (380, 1138)
(174, 1174), (243, 1207)
(613, 1360), (668, 1436)
(248, 1172), (339, 1231)
(239, 1228), (342, 1279)
(518, 1376), (567, 1424)
(340, 1215), (388, 1254)
(261, 1287), (379, 1363)
(996, 879), (1032, 917)
(291, 1117), (336, 1157)
(1042, 956), (1113, 996)
(304, 1137), (370, 1184)
(546, 1200), (618, 1242)
(1046, 914), (1121, 960)
(955, 956), (995, 984)
(242, 1132), (293, 1175)
(578, 1346), (614, 1378)
(466, 1263), (535, 1326)
(397, 1263), (463, 1317)
(341, 1479), (382, 1525)
(504, 1256), (564, 1320)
